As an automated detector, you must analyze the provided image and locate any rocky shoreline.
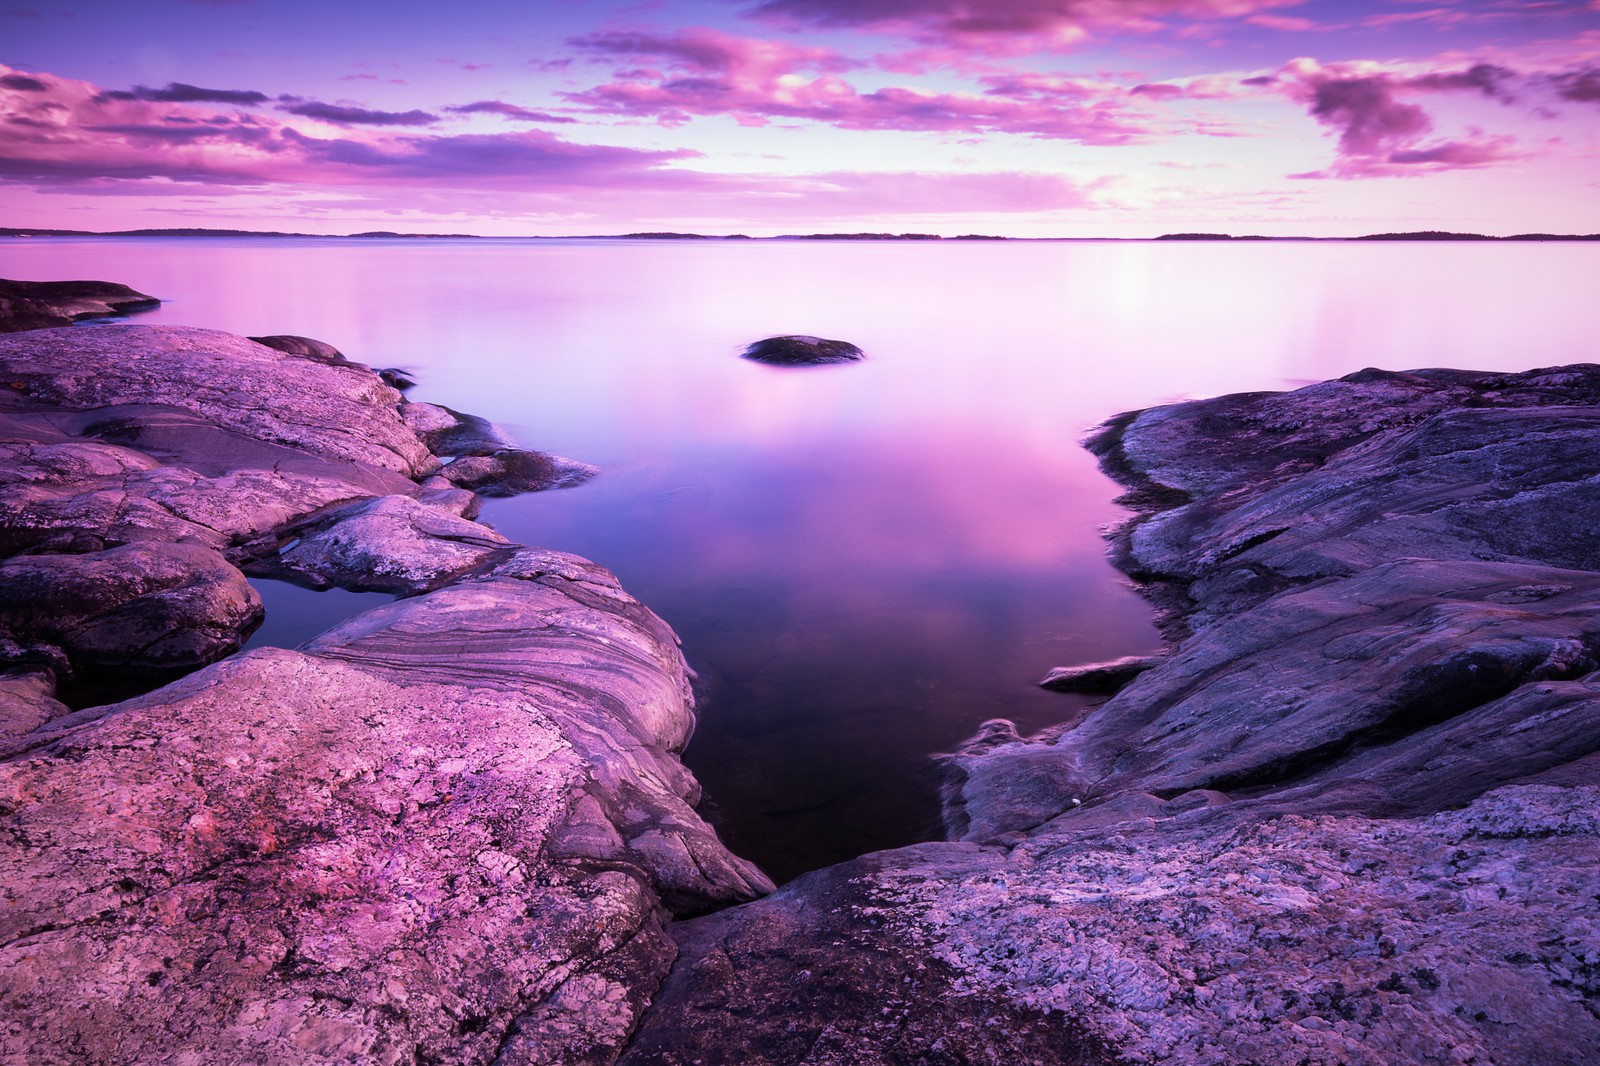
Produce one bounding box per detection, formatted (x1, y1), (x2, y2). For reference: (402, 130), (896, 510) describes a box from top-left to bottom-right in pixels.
(3, 285), (1598, 1063)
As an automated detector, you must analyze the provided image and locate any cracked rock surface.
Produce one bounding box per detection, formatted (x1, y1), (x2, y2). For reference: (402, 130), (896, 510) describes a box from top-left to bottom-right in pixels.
(627, 364), (1600, 1064)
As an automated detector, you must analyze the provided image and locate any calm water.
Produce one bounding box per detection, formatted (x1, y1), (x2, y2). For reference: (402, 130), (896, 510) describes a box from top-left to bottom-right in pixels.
(5, 237), (1597, 880)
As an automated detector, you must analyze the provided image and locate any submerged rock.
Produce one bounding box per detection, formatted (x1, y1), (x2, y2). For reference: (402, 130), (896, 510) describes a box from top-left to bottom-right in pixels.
(740, 334), (865, 366)
(0, 278), (160, 333)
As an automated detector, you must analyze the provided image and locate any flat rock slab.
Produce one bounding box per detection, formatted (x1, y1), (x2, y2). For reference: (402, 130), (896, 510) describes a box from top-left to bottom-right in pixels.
(0, 278), (160, 333)
(0, 325), (436, 477)
(631, 784), (1600, 1065)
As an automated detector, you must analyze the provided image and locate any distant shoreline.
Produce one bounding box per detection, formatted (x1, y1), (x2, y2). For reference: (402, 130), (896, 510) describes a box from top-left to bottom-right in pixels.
(3, 226), (1598, 242)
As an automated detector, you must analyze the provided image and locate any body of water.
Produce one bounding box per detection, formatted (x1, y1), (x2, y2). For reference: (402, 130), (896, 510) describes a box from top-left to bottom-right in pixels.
(5, 236), (1596, 880)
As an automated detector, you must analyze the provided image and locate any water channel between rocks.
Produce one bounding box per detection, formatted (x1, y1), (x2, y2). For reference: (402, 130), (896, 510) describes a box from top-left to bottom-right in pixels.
(12, 236), (1598, 883)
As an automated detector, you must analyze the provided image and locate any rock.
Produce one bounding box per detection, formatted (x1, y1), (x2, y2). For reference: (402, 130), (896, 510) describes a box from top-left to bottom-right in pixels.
(1039, 654), (1163, 693)
(0, 325), (436, 477)
(0, 543), (261, 678)
(0, 668), (68, 741)
(630, 785), (1600, 1065)
(252, 494), (511, 593)
(0, 547), (769, 1065)
(248, 334), (349, 364)
(0, 278), (160, 333)
(625, 362), (1600, 1065)
(740, 334), (865, 366)
(0, 313), (765, 1064)
(379, 367), (418, 390)
(399, 402), (516, 456)
(440, 450), (598, 495)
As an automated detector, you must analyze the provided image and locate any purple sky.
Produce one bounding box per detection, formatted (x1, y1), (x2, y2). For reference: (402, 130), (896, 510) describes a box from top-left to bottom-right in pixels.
(2, 0), (1598, 235)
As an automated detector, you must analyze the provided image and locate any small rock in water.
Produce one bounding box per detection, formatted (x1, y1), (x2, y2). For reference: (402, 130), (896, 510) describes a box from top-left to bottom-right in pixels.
(740, 334), (865, 366)
(1038, 654), (1164, 694)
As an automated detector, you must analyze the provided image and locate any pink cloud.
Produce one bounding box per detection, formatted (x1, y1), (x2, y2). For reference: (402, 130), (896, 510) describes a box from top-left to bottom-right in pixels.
(1246, 13), (1319, 30)
(0, 64), (691, 189)
(743, 0), (1306, 50)
(561, 27), (1157, 142)
(569, 26), (859, 77)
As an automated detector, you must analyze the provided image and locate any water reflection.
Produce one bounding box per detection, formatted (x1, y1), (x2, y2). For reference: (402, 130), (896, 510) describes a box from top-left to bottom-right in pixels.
(8, 236), (1597, 881)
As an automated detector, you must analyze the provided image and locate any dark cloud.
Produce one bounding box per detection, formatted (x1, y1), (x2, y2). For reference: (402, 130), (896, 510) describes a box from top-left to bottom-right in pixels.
(0, 73), (47, 91)
(1307, 77), (1431, 155)
(445, 100), (577, 123)
(1552, 69), (1600, 102)
(96, 81), (269, 105)
(279, 100), (439, 126)
(1408, 63), (1517, 100)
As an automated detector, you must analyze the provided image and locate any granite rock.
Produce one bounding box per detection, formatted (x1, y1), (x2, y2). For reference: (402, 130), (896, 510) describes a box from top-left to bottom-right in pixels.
(0, 278), (160, 333)
(0, 547), (770, 1065)
(628, 363), (1600, 1065)
(740, 335), (865, 366)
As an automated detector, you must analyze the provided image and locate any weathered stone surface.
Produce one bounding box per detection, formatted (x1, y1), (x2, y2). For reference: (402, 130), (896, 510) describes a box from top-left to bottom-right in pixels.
(0, 278), (160, 333)
(628, 363), (1600, 1064)
(631, 785), (1600, 1065)
(255, 493), (511, 593)
(0, 543), (261, 678)
(0, 548), (770, 1064)
(740, 334), (865, 366)
(0, 325), (437, 477)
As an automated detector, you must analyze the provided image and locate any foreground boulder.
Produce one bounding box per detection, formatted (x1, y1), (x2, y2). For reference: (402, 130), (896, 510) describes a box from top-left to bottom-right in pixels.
(1, 549), (770, 1064)
(0, 278), (159, 332)
(627, 364), (1600, 1064)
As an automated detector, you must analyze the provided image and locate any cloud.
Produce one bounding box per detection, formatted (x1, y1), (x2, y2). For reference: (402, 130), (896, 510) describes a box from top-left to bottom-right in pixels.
(569, 26), (858, 77)
(94, 81), (269, 105)
(0, 63), (690, 189)
(1272, 59), (1530, 178)
(445, 100), (578, 123)
(0, 73), (47, 91)
(1551, 69), (1600, 101)
(1291, 135), (1521, 178)
(742, 0), (1304, 49)
(278, 100), (439, 126)
(561, 27), (1157, 142)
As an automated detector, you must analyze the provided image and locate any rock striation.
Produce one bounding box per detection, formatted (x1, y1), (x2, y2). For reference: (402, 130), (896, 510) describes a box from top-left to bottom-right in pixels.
(0, 318), (771, 1063)
(626, 364), (1600, 1064)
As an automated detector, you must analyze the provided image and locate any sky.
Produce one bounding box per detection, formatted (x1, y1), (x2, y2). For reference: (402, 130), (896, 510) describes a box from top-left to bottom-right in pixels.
(2, 0), (1598, 236)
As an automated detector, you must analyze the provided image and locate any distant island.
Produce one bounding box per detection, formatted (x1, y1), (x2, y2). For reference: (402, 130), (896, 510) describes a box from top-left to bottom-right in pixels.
(3, 226), (1597, 242)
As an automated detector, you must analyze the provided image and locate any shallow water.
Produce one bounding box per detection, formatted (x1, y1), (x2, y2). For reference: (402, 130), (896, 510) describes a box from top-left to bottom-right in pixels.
(6, 237), (1597, 880)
